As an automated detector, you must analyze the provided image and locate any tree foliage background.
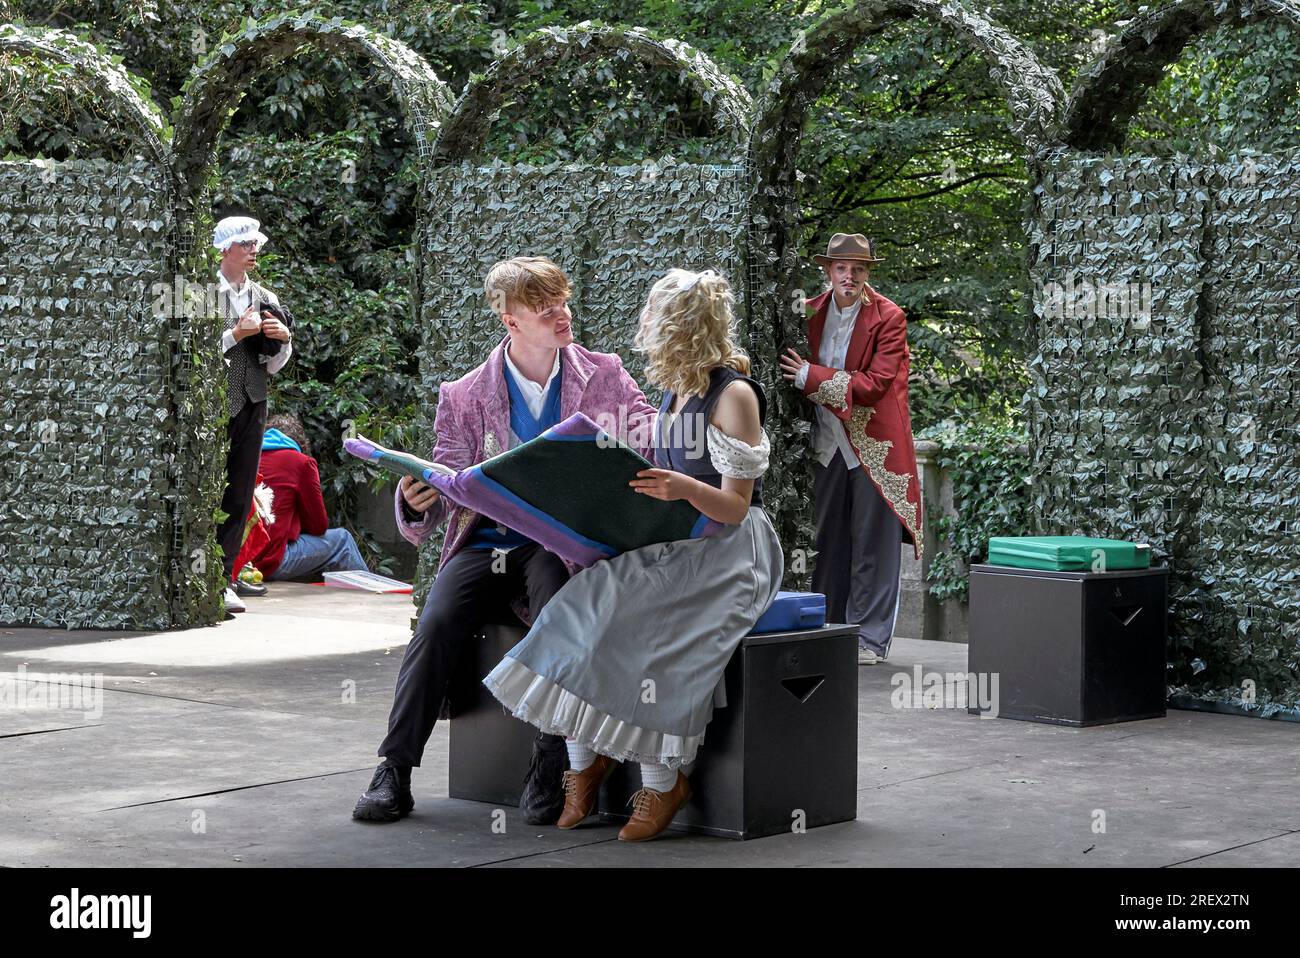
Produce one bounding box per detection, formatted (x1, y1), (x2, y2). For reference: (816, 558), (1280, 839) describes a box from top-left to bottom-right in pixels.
(2, 0), (1297, 573)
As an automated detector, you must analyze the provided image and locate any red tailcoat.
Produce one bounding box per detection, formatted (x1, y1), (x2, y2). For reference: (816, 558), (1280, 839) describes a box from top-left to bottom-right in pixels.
(801, 287), (923, 559)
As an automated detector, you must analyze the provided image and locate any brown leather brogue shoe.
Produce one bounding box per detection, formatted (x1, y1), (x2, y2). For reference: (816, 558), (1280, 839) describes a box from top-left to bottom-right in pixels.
(617, 772), (691, 842)
(556, 754), (615, 829)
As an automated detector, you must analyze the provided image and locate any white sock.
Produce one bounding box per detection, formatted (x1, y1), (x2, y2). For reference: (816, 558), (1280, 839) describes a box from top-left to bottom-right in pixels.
(639, 762), (677, 793)
(566, 740), (595, 772)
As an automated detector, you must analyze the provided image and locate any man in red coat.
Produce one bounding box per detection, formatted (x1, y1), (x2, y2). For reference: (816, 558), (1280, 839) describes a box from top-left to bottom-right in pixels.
(779, 233), (922, 665)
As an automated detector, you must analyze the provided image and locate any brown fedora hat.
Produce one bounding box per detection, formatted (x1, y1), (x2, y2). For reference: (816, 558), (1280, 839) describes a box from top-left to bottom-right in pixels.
(814, 232), (885, 266)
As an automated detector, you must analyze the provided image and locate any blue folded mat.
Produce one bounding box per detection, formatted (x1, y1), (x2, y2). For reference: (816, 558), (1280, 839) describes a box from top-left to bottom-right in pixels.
(749, 591), (827, 635)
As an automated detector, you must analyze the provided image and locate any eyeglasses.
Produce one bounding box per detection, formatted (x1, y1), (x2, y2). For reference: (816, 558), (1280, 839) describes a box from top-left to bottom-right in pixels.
(234, 240), (261, 252)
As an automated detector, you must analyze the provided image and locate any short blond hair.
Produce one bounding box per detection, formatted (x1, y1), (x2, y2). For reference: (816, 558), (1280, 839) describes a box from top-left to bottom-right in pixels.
(484, 257), (572, 315)
(634, 269), (750, 398)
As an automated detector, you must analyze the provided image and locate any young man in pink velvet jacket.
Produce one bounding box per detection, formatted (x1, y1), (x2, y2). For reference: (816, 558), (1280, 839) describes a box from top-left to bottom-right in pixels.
(352, 256), (658, 826)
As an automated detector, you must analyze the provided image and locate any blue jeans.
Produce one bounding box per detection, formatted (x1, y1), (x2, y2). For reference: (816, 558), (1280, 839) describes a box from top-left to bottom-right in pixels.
(268, 528), (370, 581)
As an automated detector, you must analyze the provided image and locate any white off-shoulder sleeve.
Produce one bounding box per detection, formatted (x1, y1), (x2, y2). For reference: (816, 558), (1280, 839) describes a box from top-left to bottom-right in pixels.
(707, 424), (770, 479)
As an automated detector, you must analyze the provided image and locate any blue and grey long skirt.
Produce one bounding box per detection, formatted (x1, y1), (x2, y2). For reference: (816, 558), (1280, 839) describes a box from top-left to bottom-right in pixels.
(483, 505), (783, 768)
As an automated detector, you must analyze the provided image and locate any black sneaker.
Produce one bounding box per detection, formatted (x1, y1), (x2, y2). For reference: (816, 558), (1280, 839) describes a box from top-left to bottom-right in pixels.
(352, 762), (414, 822)
(520, 733), (568, 825)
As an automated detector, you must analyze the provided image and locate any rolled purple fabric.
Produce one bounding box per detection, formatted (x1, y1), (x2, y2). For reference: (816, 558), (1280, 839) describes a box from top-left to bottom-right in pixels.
(343, 435), (448, 487)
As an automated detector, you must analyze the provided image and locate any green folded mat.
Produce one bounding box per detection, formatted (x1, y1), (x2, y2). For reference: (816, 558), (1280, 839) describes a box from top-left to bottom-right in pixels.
(987, 536), (1151, 572)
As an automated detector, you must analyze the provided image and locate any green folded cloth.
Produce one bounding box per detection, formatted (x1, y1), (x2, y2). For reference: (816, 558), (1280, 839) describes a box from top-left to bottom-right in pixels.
(987, 536), (1151, 572)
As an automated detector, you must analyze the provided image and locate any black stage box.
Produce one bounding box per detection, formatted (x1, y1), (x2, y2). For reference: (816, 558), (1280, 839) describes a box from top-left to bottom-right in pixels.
(968, 563), (1169, 726)
(448, 622), (861, 840)
(446, 622), (537, 807)
(598, 624), (860, 840)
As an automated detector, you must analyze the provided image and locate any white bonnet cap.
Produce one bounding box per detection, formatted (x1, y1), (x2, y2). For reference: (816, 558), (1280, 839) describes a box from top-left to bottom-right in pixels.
(213, 215), (269, 252)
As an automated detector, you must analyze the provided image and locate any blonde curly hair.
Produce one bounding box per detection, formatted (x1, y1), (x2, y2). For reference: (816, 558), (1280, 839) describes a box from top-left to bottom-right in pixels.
(634, 269), (751, 398)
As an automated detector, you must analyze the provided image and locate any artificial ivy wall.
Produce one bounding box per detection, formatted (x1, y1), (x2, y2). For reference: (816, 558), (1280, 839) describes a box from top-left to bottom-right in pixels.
(1027, 148), (1300, 714)
(0, 158), (180, 629)
(0, 15), (451, 632)
(2, 6), (1298, 726)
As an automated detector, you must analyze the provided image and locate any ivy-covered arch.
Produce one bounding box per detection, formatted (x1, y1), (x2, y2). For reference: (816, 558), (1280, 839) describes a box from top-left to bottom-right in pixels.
(162, 12), (456, 628)
(744, 0), (1064, 567)
(0, 25), (191, 629)
(1029, 3), (1300, 715)
(172, 11), (455, 226)
(410, 23), (754, 598)
(431, 21), (752, 163)
(1060, 0), (1300, 152)
(750, 0), (1063, 192)
(416, 20), (754, 387)
(0, 22), (172, 168)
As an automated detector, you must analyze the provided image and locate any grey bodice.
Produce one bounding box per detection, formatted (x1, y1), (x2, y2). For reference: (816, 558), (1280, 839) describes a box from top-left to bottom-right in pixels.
(654, 365), (767, 508)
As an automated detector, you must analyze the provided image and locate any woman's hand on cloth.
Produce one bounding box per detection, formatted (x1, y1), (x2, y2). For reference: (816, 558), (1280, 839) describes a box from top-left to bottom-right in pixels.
(629, 468), (696, 502)
(631, 463), (753, 526)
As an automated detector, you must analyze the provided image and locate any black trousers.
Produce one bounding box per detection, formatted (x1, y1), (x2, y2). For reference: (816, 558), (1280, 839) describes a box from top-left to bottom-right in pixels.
(217, 398), (268, 580)
(812, 448), (904, 656)
(378, 542), (570, 767)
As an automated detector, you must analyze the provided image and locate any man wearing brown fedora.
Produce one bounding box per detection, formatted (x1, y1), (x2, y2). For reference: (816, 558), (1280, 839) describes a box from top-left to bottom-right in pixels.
(779, 232), (922, 665)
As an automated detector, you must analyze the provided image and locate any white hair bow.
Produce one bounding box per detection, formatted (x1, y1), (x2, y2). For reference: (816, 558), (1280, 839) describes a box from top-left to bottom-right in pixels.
(680, 268), (717, 292)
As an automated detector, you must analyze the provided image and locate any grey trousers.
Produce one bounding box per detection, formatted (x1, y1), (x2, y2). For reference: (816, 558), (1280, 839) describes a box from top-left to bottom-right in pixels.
(812, 448), (904, 655)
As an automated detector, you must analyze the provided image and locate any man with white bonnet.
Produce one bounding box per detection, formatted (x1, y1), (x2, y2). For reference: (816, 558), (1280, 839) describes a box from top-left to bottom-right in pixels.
(213, 215), (294, 614)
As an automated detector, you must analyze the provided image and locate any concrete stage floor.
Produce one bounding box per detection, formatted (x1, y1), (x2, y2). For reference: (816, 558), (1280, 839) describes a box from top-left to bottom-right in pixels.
(2, 583), (1297, 868)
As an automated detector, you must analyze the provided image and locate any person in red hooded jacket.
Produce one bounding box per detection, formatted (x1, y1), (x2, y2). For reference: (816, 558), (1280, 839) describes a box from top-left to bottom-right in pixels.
(250, 414), (369, 581)
(779, 233), (923, 666)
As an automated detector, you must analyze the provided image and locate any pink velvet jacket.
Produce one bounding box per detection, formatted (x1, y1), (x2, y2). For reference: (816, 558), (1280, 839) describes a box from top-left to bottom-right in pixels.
(394, 336), (660, 576)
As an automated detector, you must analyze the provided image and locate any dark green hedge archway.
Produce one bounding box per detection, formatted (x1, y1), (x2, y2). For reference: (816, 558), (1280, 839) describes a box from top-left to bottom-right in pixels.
(745, 0), (1064, 566)
(417, 20), (753, 388)
(1060, 0), (1300, 152)
(172, 11), (455, 235)
(166, 12), (455, 625)
(0, 22), (172, 169)
(0, 24), (192, 629)
(1030, 0), (1300, 715)
(430, 21), (752, 164)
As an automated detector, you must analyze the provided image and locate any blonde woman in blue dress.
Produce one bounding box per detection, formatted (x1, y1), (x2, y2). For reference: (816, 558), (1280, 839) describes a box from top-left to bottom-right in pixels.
(484, 267), (784, 841)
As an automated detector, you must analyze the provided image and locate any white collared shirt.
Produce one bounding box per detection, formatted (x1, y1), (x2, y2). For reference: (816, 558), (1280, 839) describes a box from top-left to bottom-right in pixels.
(218, 271), (292, 375)
(503, 343), (562, 443)
(796, 293), (863, 470)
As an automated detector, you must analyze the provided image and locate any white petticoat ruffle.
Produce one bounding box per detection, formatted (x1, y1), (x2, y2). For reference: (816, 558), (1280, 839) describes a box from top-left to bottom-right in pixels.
(483, 656), (707, 769)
